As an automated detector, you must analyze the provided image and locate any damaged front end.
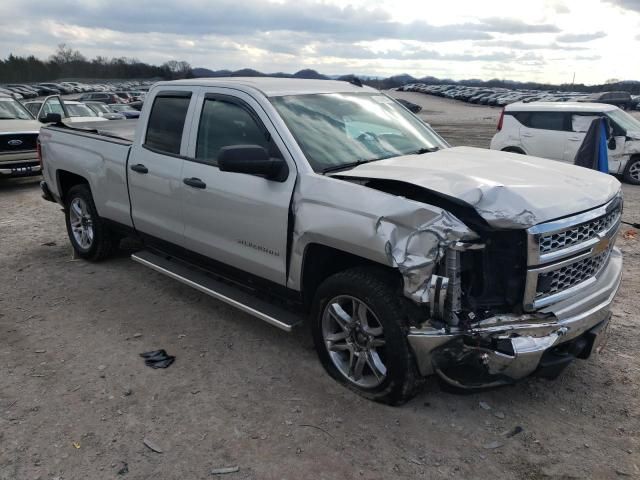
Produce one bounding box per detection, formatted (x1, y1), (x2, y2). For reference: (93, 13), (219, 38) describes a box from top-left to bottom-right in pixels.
(361, 179), (622, 389)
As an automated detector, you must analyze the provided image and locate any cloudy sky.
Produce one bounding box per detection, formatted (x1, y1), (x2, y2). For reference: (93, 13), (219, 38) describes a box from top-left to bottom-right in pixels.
(2, 0), (639, 84)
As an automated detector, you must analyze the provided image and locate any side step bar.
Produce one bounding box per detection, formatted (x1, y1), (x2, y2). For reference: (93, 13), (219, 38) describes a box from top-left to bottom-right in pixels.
(131, 250), (304, 332)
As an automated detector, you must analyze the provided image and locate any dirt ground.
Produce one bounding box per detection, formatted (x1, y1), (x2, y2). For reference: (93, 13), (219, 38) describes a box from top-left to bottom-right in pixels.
(1, 94), (639, 480)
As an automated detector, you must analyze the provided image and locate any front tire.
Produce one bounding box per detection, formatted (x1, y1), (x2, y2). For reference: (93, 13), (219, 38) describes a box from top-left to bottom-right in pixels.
(623, 157), (640, 185)
(310, 267), (423, 405)
(64, 184), (115, 261)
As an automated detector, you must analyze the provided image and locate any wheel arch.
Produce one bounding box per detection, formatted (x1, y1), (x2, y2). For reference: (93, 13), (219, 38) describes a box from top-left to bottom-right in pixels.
(300, 243), (400, 310)
(57, 169), (90, 203)
(501, 146), (527, 155)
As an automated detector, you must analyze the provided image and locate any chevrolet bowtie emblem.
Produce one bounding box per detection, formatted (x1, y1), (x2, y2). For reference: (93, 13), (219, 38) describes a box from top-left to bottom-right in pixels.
(593, 236), (610, 255)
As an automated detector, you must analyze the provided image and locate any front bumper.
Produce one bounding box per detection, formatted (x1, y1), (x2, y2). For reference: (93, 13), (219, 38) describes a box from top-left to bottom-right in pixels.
(407, 248), (622, 388)
(0, 156), (41, 177)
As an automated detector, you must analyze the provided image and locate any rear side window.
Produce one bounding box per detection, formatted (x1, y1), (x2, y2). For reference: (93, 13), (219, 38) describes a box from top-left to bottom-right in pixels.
(513, 112), (567, 131)
(195, 97), (277, 164)
(145, 93), (191, 155)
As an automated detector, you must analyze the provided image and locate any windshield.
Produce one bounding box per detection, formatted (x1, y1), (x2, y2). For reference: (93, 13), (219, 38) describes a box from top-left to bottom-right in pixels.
(606, 109), (640, 134)
(0, 97), (34, 120)
(66, 104), (95, 117)
(271, 92), (448, 172)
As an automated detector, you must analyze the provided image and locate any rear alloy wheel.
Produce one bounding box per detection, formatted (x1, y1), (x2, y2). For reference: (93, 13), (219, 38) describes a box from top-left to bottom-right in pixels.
(623, 157), (640, 185)
(64, 184), (115, 261)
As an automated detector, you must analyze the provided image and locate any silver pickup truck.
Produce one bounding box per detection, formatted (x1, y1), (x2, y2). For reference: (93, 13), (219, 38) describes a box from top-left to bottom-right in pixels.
(39, 78), (623, 404)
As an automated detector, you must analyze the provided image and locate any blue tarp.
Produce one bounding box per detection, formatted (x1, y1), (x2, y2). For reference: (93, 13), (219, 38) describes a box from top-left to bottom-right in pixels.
(574, 117), (609, 173)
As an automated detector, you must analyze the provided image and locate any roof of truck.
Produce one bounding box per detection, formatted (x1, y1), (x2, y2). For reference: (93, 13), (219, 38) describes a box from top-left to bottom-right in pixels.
(505, 102), (617, 113)
(154, 77), (378, 97)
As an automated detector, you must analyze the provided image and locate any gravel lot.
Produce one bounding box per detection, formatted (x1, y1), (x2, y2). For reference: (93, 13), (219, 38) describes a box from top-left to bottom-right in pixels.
(1, 94), (638, 480)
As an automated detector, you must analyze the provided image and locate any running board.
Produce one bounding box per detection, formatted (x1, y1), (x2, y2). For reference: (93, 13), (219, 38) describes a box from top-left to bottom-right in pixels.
(131, 250), (304, 332)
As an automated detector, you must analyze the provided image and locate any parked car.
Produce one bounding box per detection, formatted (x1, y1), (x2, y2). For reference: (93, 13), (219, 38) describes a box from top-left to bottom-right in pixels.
(79, 92), (123, 104)
(577, 91), (632, 110)
(0, 93), (41, 177)
(109, 104), (140, 119)
(83, 101), (126, 120)
(114, 92), (134, 103)
(490, 102), (640, 184)
(4, 86), (37, 99)
(0, 87), (22, 100)
(33, 84), (61, 95)
(39, 78), (622, 404)
(38, 83), (74, 95)
(395, 98), (422, 113)
(25, 96), (109, 124)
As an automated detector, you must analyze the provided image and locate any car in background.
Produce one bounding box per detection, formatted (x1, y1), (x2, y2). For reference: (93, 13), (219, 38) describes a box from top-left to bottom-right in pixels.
(577, 92), (632, 110)
(395, 98), (422, 113)
(4, 85), (37, 99)
(83, 101), (126, 120)
(33, 84), (61, 95)
(0, 87), (22, 100)
(490, 102), (640, 184)
(25, 96), (109, 124)
(113, 92), (134, 103)
(79, 92), (123, 104)
(108, 104), (140, 119)
(38, 82), (74, 95)
(0, 93), (42, 177)
(125, 91), (146, 101)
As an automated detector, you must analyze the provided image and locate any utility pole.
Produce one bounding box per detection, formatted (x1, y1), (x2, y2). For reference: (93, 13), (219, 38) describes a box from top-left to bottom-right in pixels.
(571, 72), (575, 85)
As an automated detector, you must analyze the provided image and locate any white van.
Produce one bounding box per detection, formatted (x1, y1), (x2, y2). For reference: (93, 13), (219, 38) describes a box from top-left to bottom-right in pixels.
(490, 102), (640, 184)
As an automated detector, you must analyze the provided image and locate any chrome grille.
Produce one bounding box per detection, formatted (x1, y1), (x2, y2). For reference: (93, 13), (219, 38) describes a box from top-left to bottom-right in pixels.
(524, 195), (622, 310)
(535, 247), (612, 300)
(539, 208), (620, 255)
(0, 133), (38, 153)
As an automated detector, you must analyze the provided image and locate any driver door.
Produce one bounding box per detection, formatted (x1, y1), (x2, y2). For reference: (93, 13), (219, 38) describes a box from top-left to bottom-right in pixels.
(180, 90), (297, 285)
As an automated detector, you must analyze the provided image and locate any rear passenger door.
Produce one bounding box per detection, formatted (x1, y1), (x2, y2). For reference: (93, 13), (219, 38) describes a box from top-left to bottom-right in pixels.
(128, 89), (195, 245)
(517, 111), (572, 161)
(180, 91), (297, 285)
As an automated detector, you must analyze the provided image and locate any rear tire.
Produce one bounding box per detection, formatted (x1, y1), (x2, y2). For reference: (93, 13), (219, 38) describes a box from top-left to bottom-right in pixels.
(623, 157), (640, 185)
(64, 184), (115, 261)
(310, 266), (423, 405)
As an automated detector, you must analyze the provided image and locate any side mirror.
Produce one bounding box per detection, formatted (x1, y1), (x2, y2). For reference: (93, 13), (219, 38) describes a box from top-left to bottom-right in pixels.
(218, 145), (288, 182)
(608, 137), (617, 150)
(40, 113), (62, 124)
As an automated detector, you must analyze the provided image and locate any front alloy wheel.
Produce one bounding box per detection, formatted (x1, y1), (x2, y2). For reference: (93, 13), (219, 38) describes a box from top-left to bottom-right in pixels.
(322, 295), (387, 388)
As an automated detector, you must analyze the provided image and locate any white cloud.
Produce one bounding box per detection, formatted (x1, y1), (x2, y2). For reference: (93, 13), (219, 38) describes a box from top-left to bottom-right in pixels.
(0, 0), (637, 84)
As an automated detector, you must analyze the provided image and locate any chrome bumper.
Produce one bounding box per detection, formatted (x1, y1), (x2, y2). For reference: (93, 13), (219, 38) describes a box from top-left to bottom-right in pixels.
(408, 248), (622, 387)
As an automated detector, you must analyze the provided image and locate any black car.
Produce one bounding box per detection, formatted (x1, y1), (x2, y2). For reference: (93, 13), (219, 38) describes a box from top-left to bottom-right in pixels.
(395, 98), (422, 114)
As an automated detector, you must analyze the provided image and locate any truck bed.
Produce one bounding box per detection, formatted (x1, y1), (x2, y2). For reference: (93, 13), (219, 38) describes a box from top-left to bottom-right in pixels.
(63, 119), (137, 143)
(41, 121), (135, 227)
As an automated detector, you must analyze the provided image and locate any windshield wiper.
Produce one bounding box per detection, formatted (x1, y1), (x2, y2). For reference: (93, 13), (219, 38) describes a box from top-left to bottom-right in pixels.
(322, 159), (377, 175)
(410, 147), (439, 155)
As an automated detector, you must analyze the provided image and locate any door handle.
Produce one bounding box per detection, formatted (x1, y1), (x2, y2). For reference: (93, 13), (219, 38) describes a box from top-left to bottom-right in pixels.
(568, 137), (581, 141)
(183, 177), (206, 189)
(521, 133), (533, 138)
(130, 164), (148, 174)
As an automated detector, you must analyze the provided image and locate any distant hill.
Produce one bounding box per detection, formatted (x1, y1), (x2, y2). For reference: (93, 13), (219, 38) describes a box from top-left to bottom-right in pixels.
(192, 67), (327, 80)
(191, 67), (640, 94)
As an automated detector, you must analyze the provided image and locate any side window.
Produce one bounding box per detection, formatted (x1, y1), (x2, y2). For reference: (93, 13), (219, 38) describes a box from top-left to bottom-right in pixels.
(195, 97), (278, 164)
(145, 93), (191, 155)
(571, 114), (600, 133)
(516, 112), (567, 131)
(43, 97), (65, 117)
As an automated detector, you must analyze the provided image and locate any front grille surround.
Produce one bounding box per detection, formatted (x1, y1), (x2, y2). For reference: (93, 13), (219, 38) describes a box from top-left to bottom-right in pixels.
(523, 195), (622, 311)
(0, 132), (39, 153)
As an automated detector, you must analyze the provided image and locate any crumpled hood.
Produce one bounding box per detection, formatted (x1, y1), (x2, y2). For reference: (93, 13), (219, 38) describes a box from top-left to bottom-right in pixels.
(337, 146), (621, 229)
